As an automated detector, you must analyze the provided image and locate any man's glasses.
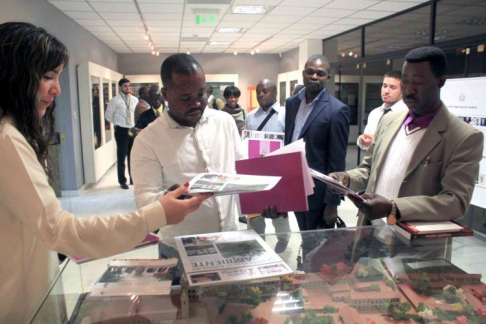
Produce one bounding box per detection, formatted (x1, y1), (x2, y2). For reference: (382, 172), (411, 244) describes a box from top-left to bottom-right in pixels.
(303, 68), (328, 78)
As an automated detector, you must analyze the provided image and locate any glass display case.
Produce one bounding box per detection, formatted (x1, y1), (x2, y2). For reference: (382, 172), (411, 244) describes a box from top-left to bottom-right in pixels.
(29, 227), (486, 323)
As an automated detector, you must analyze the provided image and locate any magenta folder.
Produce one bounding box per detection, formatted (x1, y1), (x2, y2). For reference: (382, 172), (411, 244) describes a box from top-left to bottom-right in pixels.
(236, 152), (308, 214)
(248, 139), (282, 159)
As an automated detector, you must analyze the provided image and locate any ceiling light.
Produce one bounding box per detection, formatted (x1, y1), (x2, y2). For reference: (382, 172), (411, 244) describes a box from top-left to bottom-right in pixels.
(234, 50), (238, 55)
(348, 51), (353, 56)
(231, 5), (270, 14)
(341, 52), (346, 57)
(354, 54), (358, 58)
(150, 45), (155, 50)
(255, 48), (260, 53)
(218, 27), (245, 33)
(187, 49), (191, 55)
(279, 53), (282, 58)
(156, 51), (160, 56)
(148, 42), (152, 47)
(250, 50), (255, 55)
(210, 41), (231, 45)
(143, 34), (150, 40)
(152, 50), (156, 55)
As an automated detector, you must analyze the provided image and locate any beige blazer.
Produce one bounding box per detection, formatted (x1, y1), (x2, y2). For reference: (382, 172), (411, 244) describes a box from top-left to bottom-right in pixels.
(347, 103), (483, 225)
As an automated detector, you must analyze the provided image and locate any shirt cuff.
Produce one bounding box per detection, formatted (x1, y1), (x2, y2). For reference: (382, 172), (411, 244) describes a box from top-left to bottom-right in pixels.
(140, 200), (167, 232)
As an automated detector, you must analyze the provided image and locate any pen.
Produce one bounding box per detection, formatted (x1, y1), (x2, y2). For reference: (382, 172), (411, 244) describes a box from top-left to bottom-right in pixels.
(424, 157), (430, 171)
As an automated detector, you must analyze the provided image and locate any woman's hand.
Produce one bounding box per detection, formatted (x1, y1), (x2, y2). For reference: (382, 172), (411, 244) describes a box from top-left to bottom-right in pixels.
(158, 183), (212, 225)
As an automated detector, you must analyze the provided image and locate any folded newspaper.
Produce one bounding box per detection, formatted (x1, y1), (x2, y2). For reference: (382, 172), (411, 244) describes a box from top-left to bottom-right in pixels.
(175, 230), (293, 287)
(309, 168), (364, 201)
(187, 172), (281, 196)
(90, 259), (178, 297)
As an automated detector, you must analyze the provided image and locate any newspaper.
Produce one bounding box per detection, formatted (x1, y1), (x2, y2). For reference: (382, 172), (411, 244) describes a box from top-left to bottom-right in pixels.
(309, 168), (364, 201)
(187, 172), (281, 196)
(90, 258), (178, 297)
(175, 230), (293, 287)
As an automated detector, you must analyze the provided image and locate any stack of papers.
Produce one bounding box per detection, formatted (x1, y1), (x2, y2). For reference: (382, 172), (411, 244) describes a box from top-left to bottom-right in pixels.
(175, 230), (293, 287)
(309, 168), (364, 201)
(187, 173), (281, 196)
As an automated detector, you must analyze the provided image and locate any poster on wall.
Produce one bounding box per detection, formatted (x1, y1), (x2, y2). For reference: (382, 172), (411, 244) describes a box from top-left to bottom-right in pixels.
(441, 77), (486, 209)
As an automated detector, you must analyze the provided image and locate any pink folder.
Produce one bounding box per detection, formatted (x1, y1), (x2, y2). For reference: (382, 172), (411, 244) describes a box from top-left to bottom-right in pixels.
(236, 152), (308, 214)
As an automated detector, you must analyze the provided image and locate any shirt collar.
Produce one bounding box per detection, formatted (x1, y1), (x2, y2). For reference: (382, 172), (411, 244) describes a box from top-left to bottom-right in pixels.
(403, 104), (441, 131)
(298, 87), (326, 104)
(258, 101), (280, 114)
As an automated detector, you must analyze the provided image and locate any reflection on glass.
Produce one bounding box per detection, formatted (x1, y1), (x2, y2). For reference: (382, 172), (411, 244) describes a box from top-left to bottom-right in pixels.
(336, 65), (360, 126)
(91, 76), (102, 150)
(103, 79), (112, 143)
(365, 5), (430, 57)
(436, 0), (486, 44)
(104, 81), (116, 142)
(324, 29), (362, 64)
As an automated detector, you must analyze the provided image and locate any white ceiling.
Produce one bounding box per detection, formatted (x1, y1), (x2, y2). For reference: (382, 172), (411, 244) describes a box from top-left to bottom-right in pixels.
(47, 0), (430, 55)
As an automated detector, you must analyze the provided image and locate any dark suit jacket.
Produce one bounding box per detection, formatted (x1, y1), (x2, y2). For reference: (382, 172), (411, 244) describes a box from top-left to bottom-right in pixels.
(285, 89), (350, 207)
(136, 109), (158, 130)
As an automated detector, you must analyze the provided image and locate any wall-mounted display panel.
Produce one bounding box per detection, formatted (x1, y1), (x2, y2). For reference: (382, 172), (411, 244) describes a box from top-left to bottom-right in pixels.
(78, 62), (122, 184)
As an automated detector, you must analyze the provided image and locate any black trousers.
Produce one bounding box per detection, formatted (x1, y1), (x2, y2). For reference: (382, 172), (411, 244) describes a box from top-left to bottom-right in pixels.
(114, 125), (132, 185)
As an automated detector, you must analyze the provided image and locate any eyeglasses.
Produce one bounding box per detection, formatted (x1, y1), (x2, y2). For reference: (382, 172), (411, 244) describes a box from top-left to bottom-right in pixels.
(303, 68), (328, 78)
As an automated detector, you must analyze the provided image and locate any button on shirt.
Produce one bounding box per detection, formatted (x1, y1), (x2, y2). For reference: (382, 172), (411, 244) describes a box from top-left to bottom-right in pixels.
(245, 101), (285, 132)
(105, 93), (139, 128)
(291, 88), (326, 142)
(131, 108), (245, 241)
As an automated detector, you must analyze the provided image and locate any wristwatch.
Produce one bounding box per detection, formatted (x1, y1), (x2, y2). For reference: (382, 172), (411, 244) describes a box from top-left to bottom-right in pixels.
(387, 200), (397, 225)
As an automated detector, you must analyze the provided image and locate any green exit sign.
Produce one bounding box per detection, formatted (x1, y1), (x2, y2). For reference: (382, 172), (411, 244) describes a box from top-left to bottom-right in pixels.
(195, 14), (216, 25)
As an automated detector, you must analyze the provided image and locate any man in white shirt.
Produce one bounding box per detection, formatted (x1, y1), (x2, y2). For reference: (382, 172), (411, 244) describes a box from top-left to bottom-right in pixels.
(245, 79), (290, 253)
(357, 71), (408, 150)
(105, 78), (139, 189)
(131, 54), (245, 255)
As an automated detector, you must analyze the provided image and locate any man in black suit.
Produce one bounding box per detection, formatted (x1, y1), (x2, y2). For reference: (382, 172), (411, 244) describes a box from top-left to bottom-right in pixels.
(285, 54), (350, 231)
(135, 88), (164, 130)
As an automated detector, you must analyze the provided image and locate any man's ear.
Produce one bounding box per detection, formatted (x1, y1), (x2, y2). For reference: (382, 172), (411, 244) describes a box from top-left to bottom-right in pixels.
(161, 87), (169, 102)
(438, 76), (446, 88)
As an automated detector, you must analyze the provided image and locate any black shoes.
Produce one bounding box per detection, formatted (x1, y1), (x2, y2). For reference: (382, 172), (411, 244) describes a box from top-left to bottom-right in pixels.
(274, 240), (289, 253)
(120, 183), (129, 190)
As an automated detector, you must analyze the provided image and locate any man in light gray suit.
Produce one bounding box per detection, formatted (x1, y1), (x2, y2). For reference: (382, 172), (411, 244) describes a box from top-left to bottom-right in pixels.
(331, 46), (483, 226)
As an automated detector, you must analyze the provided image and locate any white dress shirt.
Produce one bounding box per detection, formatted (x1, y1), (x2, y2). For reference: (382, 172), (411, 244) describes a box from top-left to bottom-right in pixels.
(0, 117), (166, 322)
(358, 99), (408, 149)
(131, 108), (246, 241)
(105, 93), (139, 128)
(291, 88), (326, 142)
(245, 101), (285, 132)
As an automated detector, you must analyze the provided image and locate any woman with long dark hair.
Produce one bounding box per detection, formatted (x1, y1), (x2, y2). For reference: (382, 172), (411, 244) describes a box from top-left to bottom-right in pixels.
(0, 22), (210, 322)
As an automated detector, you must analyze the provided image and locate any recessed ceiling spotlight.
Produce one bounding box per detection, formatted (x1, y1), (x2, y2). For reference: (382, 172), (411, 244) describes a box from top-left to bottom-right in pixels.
(250, 50), (255, 55)
(218, 28), (245, 33)
(231, 6), (270, 15)
(348, 51), (353, 56)
(210, 41), (231, 45)
(143, 34), (150, 40)
(187, 49), (191, 55)
(152, 50), (155, 55)
(234, 50), (238, 55)
(255, 48), (260, 53)
(341, 52), (346, 57)
(156, 51), (160, 56)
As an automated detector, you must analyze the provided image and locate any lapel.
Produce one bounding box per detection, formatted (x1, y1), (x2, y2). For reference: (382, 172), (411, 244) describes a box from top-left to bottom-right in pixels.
(370, 109), (408, 191)
(299, 90), (329, 139)
(403, 104), (448, 179)
(286, 97), (300, 142)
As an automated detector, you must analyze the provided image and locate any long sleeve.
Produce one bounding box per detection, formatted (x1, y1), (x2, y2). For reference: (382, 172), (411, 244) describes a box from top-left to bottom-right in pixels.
(132, 133), (166, 208)
(395, 129), (483, 222)
(324, 104), (350, 205)
(105, 96), (116, 124)
(0, 127), (166, 260)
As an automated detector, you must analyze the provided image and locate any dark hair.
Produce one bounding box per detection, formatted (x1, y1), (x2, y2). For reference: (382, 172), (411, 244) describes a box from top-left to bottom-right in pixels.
(118, 78), (130, 87)
(305, 54), (331, 74)
(138, 86), (148, 97)
(0, 22), (69, 177)
(405, 46), (447, 78)
(160, 54), (203, 88)
(223, 85), (241, 98)
(384, 70), (402, 80)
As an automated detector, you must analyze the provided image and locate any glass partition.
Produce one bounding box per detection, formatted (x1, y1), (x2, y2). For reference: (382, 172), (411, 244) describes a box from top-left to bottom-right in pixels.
(365, 5), (430, 57)
(436, 0), (486, 44)
(102, 78), (112, 143)
(324, 29), (362, 64)
(91, 76), (101, 150)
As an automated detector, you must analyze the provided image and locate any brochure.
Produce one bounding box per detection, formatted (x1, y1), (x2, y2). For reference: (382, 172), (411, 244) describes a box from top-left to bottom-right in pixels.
(89, 258), (178, 297)
(175, 230), (293, 287)
(309, 168), (364, 201)
(187, 172), (281, 196)
(241, 130), (284, 159)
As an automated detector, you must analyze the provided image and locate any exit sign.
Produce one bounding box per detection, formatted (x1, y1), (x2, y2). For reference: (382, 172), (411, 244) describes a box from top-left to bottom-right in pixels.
(195, 14), (216, 25)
